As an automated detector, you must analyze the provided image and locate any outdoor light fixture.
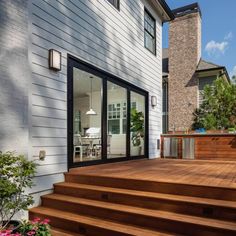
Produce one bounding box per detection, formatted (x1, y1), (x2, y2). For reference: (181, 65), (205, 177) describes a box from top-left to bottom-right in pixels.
(48, 49), (61, 71)
(86, 76), (97, 115)
(151, 95), (157, 107)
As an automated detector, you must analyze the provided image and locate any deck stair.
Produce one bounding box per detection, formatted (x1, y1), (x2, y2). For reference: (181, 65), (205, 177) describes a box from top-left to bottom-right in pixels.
(29, 169), (236, 235)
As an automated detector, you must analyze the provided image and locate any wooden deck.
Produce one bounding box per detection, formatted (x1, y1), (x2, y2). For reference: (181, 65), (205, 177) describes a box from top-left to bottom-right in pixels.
(30, 158), (236, 235)
(70, 158), (236, 189)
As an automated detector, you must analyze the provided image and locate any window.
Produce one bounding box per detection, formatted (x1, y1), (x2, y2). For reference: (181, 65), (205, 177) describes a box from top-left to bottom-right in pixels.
(107, 0), (120, 10)
(198, 76), (216, 106)
(144, 9), (156, 54)
(108, 102), (127, 134)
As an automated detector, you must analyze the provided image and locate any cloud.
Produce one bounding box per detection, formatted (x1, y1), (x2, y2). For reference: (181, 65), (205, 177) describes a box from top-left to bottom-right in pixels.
(205, 40), (228, 56)
(224, 32), (233, 40)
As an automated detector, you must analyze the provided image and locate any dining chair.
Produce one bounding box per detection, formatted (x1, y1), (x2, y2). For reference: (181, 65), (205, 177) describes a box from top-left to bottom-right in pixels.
(73, 134), (84, 162)
(93, 135), (112, 156)
(107, 134), (112, 154)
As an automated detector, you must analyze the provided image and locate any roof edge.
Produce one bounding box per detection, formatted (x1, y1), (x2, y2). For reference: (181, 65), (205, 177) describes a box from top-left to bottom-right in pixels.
(172, 2), (202, 18)
(157, 0), (175, 21)
(196, 67), (231, 83)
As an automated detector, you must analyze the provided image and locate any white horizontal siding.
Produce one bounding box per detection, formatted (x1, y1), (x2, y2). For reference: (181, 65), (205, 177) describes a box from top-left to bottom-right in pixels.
(32, 146), (67, 157)
(31, 190), (53, 208)
(29, 174), (64, 194)
(30, 0), (163, 194)
(32, 116), (66, 128)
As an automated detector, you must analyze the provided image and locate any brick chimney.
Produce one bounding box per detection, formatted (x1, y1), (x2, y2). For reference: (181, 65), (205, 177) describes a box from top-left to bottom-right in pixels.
(168, 3), (202, 131)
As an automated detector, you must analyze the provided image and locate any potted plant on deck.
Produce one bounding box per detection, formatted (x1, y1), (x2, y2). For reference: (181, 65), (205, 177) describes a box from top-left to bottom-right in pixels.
(0, 152), (36, 233)
(130, 108), (145, 156)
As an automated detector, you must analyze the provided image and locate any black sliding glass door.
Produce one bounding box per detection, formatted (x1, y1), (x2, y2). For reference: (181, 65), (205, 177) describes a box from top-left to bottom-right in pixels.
(72, 67), (103, 163)
(67, 56), (148, 168)
(107, 81), (127, 159)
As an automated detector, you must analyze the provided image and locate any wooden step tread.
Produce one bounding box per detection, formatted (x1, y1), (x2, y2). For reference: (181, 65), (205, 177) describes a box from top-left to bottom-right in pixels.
(51, 227), (83, 236)
(42, 193), (236, 231)
(30, 207), (175, 236)
(65, 172), (236, 189)
(54, 182), (236, 209)
(64, 173), (236, 201)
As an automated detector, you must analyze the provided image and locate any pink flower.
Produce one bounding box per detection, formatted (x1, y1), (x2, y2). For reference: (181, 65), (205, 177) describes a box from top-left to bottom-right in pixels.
(0, 229), (13, 236)
(32, 217), (40, 223)
(42, 219), (50, 224)
(27, 231), (35, 236)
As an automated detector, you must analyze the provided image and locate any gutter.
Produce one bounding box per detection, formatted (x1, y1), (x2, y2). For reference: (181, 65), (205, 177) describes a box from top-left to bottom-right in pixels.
(157, 0), (175, 21)
(196, 67), (231, 83)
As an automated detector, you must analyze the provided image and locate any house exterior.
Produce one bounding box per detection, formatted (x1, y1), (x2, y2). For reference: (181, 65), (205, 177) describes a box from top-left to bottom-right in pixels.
(162, 3), (230, 133)
(0, 0), (173, 204)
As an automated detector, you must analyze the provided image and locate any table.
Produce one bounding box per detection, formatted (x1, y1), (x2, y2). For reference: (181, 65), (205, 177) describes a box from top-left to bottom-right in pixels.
(81, 137), (101, 158)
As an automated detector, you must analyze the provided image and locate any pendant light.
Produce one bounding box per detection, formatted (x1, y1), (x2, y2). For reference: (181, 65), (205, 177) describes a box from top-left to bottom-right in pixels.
(86, 76), (97, 115)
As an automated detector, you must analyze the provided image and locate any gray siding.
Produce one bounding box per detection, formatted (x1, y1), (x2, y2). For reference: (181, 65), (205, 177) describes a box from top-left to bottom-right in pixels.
(0, 0), (30, 156)
(198, 76), (217, 105)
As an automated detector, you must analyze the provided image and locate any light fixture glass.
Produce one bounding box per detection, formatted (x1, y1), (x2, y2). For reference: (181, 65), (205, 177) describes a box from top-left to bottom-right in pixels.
(86, 108), (96, 115)
(48, 49), (61, 71)
(86, 76), (97, 115)
(151, 95), (157, 107)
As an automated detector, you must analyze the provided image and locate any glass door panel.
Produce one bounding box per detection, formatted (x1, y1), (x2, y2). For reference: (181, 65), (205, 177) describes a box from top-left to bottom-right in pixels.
(73, 67), (102, 163)
(107, 81), (127, 159)
(130, 92), (145, 156)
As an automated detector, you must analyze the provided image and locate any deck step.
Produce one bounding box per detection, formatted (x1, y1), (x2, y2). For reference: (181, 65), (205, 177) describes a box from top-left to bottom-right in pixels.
(64, 173), (236, 201)
(40, 193), (236, 236)
(51, 228), (83, 236)
(29, 207), (174, 236)
(54, 182), (236, 220)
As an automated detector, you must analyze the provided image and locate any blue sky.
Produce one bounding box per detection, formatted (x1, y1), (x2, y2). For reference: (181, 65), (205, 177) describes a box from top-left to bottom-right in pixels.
(163, 0), (236, 78)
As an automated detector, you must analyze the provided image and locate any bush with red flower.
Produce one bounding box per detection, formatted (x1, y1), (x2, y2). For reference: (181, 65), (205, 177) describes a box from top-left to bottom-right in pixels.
(0, 229), (21, 236)
(0, 218), (51, 236)
(18, 218), (51, 236)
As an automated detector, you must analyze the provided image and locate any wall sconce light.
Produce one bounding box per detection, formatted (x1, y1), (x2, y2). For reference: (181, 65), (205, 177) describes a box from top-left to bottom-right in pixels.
(48, 49), (61, 71)
(151, 96), (157, 107)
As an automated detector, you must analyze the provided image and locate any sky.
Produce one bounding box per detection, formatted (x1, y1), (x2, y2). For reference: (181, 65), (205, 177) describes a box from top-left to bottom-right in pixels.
(163, 0), (236, 78)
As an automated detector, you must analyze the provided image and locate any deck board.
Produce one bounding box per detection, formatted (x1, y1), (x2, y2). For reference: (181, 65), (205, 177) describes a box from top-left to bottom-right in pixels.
(70, 159), (236, 189)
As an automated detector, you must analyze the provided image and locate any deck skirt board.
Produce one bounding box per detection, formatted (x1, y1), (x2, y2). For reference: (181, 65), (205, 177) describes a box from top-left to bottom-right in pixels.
(29, 159), (236, 235)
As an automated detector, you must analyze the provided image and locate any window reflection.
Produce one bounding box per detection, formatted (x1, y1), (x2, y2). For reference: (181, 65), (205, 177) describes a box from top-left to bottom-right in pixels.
(107, 81), (127, 159)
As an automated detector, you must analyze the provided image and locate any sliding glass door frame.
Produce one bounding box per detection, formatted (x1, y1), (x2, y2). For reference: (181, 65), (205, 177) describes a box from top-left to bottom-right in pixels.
(67, 55), (149, 168)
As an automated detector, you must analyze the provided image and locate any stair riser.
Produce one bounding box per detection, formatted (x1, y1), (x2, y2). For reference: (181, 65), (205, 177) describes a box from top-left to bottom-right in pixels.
(54, 185), (236, 221)
(42, 198), (236, 236)
(65, 174), (236, 201)
(29, 211), (131, 236)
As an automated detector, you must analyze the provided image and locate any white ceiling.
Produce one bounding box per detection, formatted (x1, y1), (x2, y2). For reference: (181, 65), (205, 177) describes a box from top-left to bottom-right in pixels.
(73, 68), (102, 97)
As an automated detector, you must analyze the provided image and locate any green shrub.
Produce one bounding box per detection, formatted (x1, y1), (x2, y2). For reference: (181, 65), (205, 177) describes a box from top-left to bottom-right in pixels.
(192, 78), (236, 130)
(0, 152), (37, 229)
(130, 108), (144, 146)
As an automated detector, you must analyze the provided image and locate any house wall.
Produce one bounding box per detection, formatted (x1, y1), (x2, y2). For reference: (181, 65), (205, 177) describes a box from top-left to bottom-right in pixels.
(198, 75), (217, 106)
(168, 11), (201, 131)
(0, 0), (30, 156)
(29, 0), (163, 203)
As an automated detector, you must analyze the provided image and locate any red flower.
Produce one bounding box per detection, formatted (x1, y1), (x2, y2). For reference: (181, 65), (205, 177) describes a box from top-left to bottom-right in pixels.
(41, 219), (50, 225)
(26, 231), (35, 236)
(0, 229), (13, 236)
(32, 217), (40, 223)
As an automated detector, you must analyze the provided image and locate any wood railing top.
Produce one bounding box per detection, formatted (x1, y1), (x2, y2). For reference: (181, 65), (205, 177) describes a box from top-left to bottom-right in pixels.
(161, 133), (236, 137)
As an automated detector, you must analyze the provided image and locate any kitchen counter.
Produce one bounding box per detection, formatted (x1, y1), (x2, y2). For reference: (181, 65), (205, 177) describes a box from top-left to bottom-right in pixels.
(162, 133), (236, 137)
(161, 133), (236, 160)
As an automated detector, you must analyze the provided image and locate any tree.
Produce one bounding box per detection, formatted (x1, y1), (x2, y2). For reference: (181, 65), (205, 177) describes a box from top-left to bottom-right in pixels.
(232, 75), (236, 84)
(192, 78), (236, 130)
(0, 152), (37, 229)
